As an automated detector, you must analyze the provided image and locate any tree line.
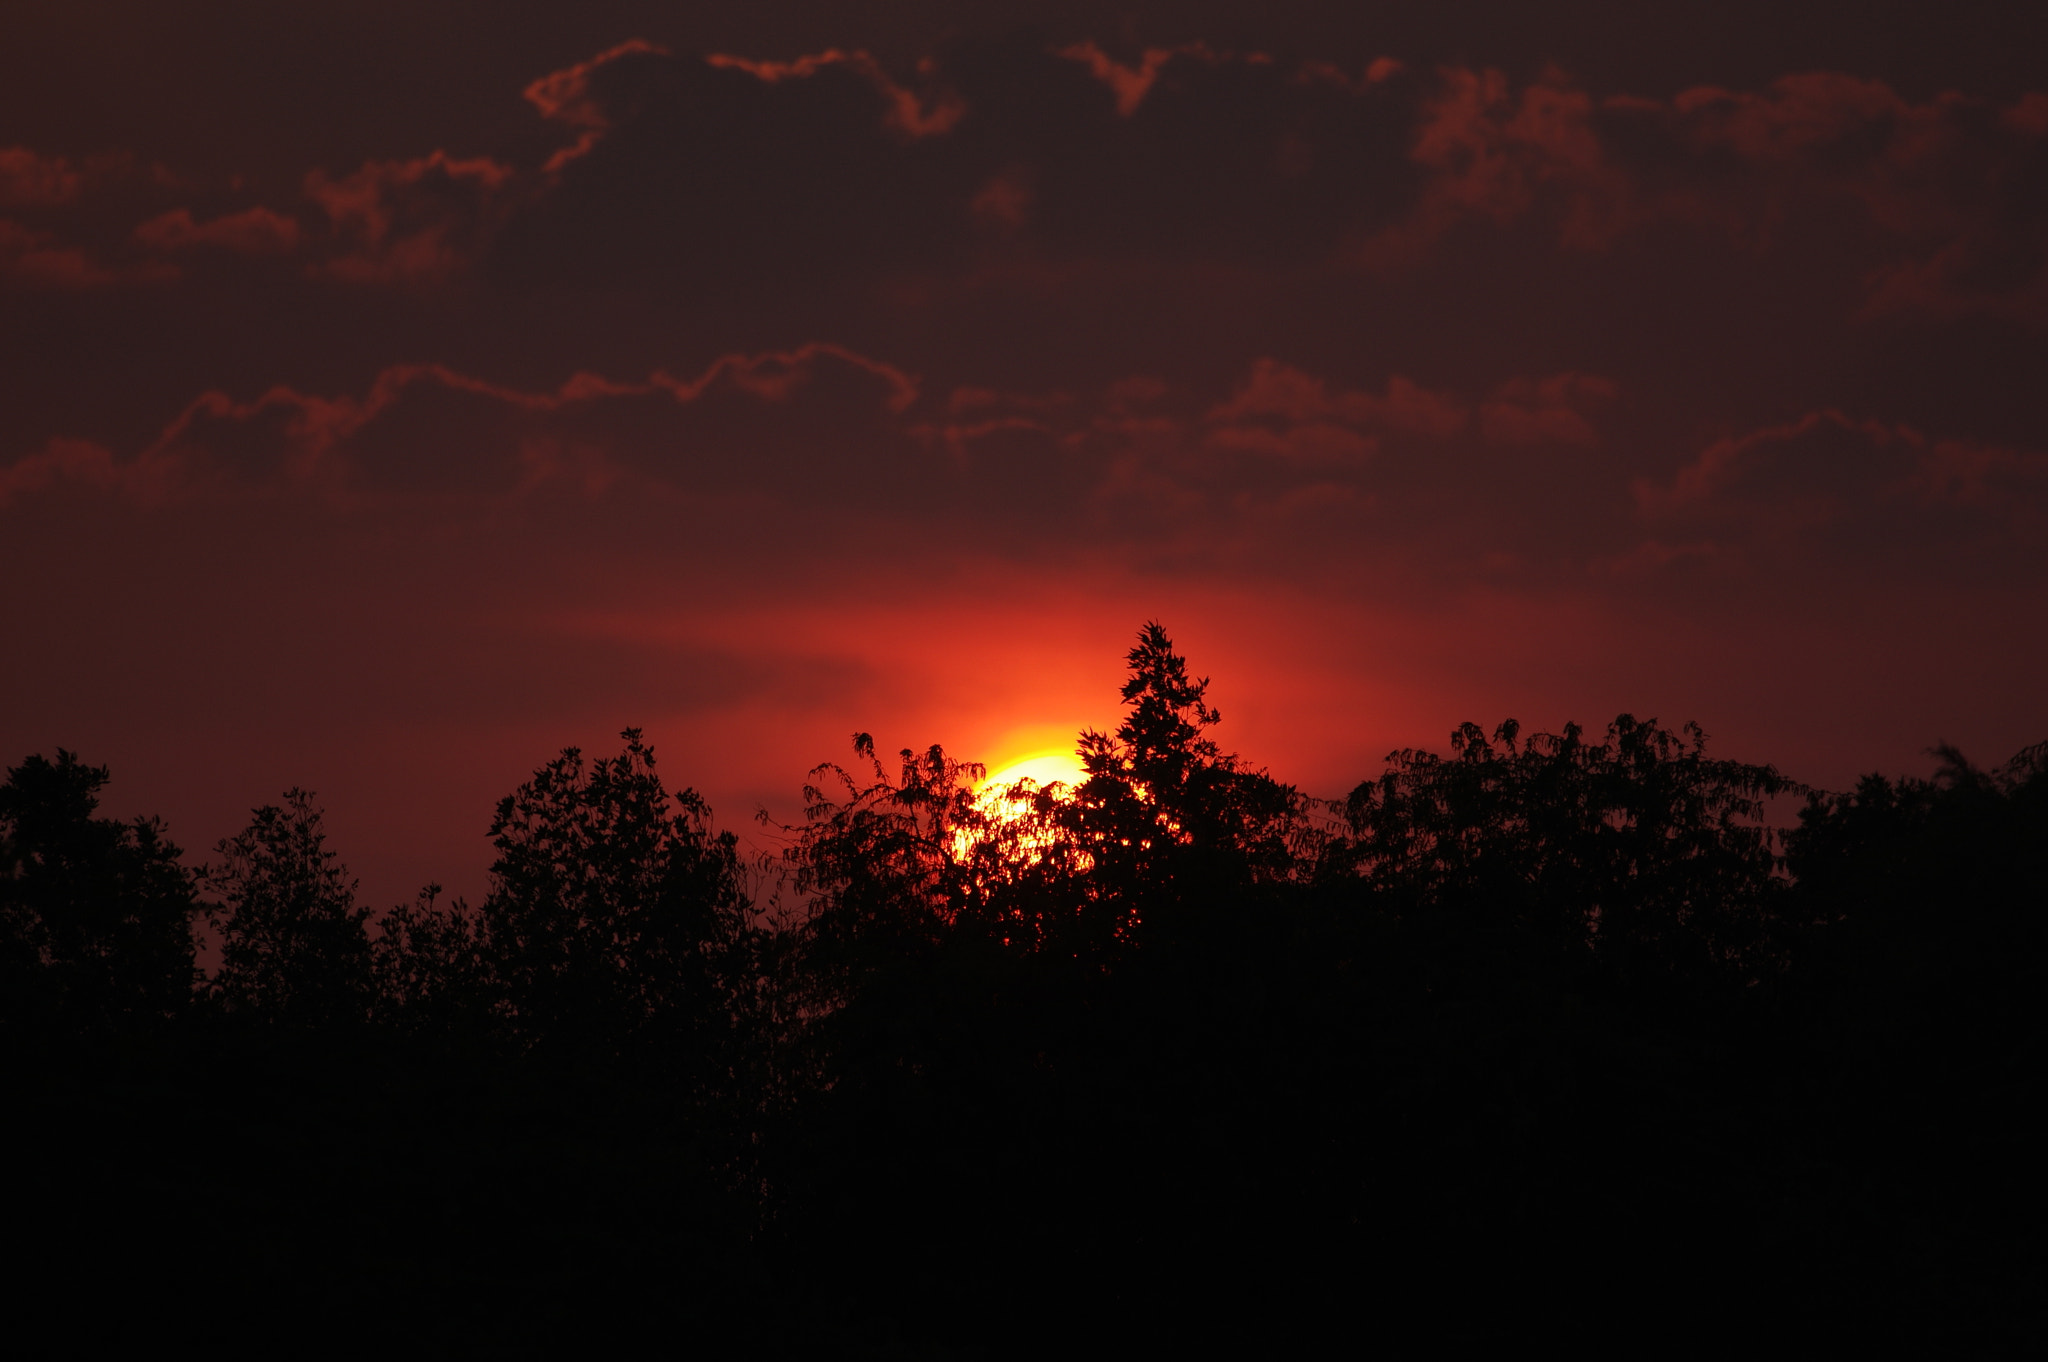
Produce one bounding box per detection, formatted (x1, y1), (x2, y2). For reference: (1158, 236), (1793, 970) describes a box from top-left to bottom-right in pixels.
(5, 623), (2043, 1352)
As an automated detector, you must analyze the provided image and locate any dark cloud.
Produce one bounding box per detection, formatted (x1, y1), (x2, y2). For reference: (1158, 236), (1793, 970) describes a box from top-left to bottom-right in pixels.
(0, 145), (83, 204)
(1630, 409), (2048, 581)
(133, 205), (300, 254)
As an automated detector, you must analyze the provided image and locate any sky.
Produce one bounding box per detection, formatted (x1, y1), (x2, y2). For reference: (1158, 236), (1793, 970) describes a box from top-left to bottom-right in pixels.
(5, 2), (2046, 908)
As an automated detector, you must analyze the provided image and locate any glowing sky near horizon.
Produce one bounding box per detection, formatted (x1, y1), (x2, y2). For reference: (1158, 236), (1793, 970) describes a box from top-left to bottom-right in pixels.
(3, 1), (2045, 909)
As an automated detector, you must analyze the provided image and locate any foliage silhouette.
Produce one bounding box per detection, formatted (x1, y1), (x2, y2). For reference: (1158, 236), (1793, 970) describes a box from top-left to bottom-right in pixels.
(203, 789), (376, 1027)
(1338, 713), (1802, 979)
(478, 727), (756, 1064)
(1052, 620), (1310, 947)
(773, 734), (989, 1009)
(370, 880), (486, 1034)
(0, 748), (196, 1034)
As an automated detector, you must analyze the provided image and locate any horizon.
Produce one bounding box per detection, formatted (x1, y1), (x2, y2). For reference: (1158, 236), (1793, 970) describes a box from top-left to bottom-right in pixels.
(5, 2), (2044, 910)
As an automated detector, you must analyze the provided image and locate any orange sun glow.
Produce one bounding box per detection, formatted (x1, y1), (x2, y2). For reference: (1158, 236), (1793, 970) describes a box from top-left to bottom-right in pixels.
(976, 750), (1088, 797)
(952, 749), (1089, 863)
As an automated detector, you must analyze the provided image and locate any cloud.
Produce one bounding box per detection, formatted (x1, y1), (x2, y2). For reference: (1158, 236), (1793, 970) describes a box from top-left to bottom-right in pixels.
(0, 218), (114, 287)
(1670, 74), (1916, 161)
(133, 206), (300, 254)
(304, 150), (516, 282)
(706, 49), (965, 138)
(652, 341), (920, 412)
(2005, 93), (2048, 138)
(3, 342), (922, 506)
(1647, 75), (2048, 322)
(946, 386), (1072, 415)
(491, 43), (2040, 295)
(523, 38), (672, 172)
(1294, 57), (1404, 94)
(5, 40), (2037, 324)
(1628, 409), (2048, 576)
(1338, 62), (2048, 330)
(1639, 410), (1915, 514)
(0, 147), (81, 205)
(1208, 360), (1467, 439)
(1359, 66), (1635, 263)
(1054, 41), (1238, 117)
(0, 437), (117, 504)
(1479, 373), (1617, 447)
(1204, 421), (1376, 469)
(910, 413), (1057, 468)
(1860, 229), (2048, 326)
(970, 167), (1033, 231)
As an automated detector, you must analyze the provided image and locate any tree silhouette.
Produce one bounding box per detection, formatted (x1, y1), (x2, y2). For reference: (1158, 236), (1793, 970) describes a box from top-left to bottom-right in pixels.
(9, 634), (2046, 1351)
(0, 749), (196, 1032)
(1056, 622), (1308, 944)
(478, 728), (754, 1056)
(774, 733), (986, 1007)
(203, 790), (376, 1026)
(1341, 714), (1799, 978)
(372, 881), (486, 1034)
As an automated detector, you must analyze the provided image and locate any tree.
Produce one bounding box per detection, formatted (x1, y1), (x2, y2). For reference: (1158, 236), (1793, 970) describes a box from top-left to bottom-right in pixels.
(1786, 736), (2048, 976)
(1341, 715), (1799, 977)
(0, 749), (197, 1032)
(478, 728), (754, 1055)
(780, 625), (1310, 967)
(203, 790), (376, 1026)
(1056, 622), (1308, 942)
(775, 734), (990, 1005)
(372, 882), (486, 1034)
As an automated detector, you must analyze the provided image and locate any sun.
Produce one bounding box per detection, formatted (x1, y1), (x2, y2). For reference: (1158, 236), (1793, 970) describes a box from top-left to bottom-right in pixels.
(951, 748), (1089, 864)
(977, 750), (1088, 798)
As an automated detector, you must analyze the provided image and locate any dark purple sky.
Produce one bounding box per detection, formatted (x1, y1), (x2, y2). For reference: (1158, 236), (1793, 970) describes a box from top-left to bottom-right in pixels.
(5, 2), (2044, 908)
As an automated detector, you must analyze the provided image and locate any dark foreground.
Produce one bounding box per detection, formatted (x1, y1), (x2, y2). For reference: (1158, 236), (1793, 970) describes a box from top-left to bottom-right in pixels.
(7, 630), (2044, 1354)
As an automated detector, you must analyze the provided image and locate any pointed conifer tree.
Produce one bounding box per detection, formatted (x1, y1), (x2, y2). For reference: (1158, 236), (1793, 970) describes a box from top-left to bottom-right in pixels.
(1058, 623), (1306, 942)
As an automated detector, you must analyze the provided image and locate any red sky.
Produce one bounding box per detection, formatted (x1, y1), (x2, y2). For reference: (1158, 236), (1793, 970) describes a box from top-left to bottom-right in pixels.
(5, 2), (2045, 909)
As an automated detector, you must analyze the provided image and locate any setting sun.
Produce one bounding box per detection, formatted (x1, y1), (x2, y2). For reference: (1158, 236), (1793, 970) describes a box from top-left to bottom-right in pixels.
(953, 748), (1089, 864)
(977, 750), (1089, 798)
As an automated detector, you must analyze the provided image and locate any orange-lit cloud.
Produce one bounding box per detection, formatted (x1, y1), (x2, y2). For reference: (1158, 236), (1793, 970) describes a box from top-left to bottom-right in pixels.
(0, 436), (117, 504)
(1204, 421), (1376, 470)
(6, 342), (921, 506)
(1479, 374), (1617, 447)
(1629, 409), (2048, 576)
(1055, 41), (1233, 116)
(0, 218), (113, 287)
(304, 151), (515, 282)
(706, 49), (964, 138)
(2006, 93), (2048, 138)
(1337, 62), (2048, 330)
(0, 147), (82, 205)
(1671, 73), (1942, 165)
(134, 206), (300, 254)
(1641, 410), (1924, 515)
(1208, 360), (1468, 440)
(1861, 231), (2048, 327)
(970, 167), (1033, 231)
(523, 38), (672, 172)
(1359, 67), (1635, 264)
(1294, 57), (1404, 93)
